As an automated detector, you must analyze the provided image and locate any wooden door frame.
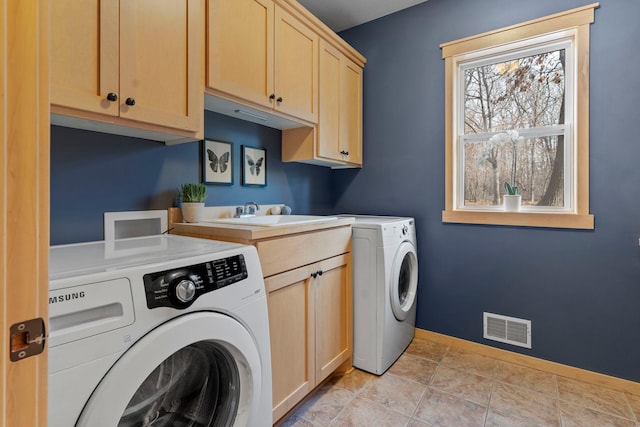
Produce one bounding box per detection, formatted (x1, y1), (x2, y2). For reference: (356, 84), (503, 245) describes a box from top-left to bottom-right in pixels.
(1, 1), (50, 426)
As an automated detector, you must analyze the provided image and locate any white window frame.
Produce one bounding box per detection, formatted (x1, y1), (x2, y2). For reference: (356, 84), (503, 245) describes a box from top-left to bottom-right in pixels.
(441, 3), (597, 229)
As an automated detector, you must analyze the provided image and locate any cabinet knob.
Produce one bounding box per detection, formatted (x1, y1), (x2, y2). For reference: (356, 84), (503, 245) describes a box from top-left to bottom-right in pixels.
(125, 97), (136, 106)
(269, 94), (276, 102)
(276, 97), (283, 104)
(106, 92), (118, 102)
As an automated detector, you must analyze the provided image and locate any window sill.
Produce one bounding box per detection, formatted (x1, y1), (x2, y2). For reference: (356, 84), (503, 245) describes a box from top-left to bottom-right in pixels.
(442, 210), (594, 229)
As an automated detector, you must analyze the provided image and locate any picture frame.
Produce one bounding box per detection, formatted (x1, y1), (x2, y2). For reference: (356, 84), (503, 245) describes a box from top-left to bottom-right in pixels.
(203, 140), (233, 185)
(242, 145), (267, 187)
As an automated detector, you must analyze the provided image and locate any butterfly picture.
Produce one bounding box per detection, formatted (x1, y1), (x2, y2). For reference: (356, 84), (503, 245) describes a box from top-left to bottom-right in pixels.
(246, 154), (263, 176)
(202, 140), (233, 185)
(242, 146), (267, 187)
(207, 149), (230, 173)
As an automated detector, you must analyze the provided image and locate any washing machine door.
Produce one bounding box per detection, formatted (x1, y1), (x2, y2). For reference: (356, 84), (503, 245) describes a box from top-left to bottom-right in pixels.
(389, 241), (418, 321)
(77, 312), (262, 427)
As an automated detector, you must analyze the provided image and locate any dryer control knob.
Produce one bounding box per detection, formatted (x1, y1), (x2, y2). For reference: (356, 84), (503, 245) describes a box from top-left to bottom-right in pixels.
(402, 225), (409, 235)
(174, 279), (196, 303)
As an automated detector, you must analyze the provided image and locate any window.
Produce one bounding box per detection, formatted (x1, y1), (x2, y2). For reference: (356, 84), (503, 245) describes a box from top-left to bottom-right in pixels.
(441, 4), (597, 229)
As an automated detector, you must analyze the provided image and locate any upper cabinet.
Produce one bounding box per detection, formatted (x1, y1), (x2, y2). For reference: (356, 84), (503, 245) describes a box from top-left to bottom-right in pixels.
(282, 39), (363, 168)
(207, 0), (318, 125)
(316, 40), (363, 166)
(50, 0), (204, 144)
(208, 0), (367, 168)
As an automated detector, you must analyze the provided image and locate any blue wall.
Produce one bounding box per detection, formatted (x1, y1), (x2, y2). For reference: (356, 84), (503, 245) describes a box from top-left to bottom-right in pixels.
(51, 111), (334, 244)
(333, 0), (640, 381)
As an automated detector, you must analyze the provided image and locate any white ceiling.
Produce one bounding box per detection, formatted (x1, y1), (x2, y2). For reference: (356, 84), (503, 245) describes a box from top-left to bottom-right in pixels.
(297, 0), (429, 32)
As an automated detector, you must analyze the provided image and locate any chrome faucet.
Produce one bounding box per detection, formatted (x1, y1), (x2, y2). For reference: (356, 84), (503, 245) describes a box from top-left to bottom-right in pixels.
(235, 201), (260, 217)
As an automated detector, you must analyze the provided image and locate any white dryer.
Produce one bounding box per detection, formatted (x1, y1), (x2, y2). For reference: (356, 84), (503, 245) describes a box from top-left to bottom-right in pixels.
(344, 215), (419, 375)
(48, 234), (272, 427)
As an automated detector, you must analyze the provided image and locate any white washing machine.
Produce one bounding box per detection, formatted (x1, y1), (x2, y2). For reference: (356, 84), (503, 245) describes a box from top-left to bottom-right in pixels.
(342, 215), (419, 375)
(48, 234), (272, 427)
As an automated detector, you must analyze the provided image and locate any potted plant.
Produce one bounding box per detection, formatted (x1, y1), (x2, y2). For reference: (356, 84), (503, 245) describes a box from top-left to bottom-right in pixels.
(503, 181), (521, 212)
(180, 183), (207, 223)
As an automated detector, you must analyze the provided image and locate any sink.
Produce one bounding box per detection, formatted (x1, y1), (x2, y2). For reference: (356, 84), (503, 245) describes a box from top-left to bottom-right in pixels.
(202, 215), (338, 227)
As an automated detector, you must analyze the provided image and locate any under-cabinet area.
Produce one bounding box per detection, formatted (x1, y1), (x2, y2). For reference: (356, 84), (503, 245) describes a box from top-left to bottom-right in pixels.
(169, 213), (354, 423)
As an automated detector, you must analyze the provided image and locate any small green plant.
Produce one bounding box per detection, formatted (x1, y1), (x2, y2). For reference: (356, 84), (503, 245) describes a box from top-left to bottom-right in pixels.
(180, 183), (207, 203)
(504, 181), (519, 196)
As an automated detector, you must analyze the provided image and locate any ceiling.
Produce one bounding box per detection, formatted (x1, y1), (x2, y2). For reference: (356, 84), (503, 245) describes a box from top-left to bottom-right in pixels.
(297, 0), (429, 32)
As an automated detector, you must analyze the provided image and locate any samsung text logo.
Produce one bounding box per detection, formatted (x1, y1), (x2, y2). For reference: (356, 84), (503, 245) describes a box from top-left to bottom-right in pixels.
(49, 291), (85, 304)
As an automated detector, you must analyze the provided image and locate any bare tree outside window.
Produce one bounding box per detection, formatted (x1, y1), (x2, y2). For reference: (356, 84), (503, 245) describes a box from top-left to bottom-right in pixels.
(461, 49), (566, 208)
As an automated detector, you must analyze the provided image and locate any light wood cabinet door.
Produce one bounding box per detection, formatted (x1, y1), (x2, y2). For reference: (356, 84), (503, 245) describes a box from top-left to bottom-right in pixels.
(274, 5), (318, 123)
(208, 0), (274, 108)
(340, 57), (363, 165)
(50, 0), (119, 116)
(266, 254), (352, 422)
(265, 265), (316, 422)
(120, 0), (202, 131)
(51, 0), (203, 133)
(315, 254), (352, 383)
(317, 40), (342, 161)
(321, 43), (363, 166)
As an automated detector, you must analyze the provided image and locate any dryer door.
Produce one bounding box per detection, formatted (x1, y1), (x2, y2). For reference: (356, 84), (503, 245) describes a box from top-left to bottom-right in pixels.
(77, 312), (262, 427)
(389, 241), (418, 321)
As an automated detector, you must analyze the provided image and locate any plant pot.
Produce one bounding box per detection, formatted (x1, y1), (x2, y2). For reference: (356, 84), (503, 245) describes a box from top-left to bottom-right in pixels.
(181, 202), (205, 223)
(503, 195), (521, 212)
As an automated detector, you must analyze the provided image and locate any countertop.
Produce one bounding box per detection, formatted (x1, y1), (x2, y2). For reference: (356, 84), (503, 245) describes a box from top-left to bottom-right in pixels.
(170, 216), (354, 242)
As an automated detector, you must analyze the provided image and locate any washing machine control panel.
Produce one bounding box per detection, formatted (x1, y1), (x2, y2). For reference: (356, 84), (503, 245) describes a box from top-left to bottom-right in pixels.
(143, 254), (248, 309)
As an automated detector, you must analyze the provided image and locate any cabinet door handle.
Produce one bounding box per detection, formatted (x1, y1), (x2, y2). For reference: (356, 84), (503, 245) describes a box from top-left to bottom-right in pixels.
(106, 92), (118, 102)
(125, 97), (136, 106)
(340, 150), (349, 156)
(276, 97), (283, 104)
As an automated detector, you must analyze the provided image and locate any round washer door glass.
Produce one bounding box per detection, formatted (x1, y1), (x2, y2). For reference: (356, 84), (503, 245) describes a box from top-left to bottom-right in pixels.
(390, 241), (418, 321)
(118, 341), (239, 426)
(77, 312), (262, 427)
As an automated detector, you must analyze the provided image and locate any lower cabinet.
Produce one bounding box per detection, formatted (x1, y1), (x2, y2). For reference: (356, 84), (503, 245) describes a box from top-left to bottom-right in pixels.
(169, 221), (353, 424)
(265, 253), (352, 421)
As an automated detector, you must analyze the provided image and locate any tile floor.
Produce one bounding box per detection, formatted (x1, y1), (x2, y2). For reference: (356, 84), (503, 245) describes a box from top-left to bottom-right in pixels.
(279, 336), (640, 426)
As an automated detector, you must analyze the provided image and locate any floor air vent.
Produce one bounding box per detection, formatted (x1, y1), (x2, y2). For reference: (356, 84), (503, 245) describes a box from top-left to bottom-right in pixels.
(483, 312), (531, 349)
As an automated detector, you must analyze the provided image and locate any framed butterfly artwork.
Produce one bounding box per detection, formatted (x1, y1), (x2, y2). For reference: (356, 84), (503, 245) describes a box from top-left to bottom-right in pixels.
(242, 145), (267, 187)
(203, 140), (233, 185)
